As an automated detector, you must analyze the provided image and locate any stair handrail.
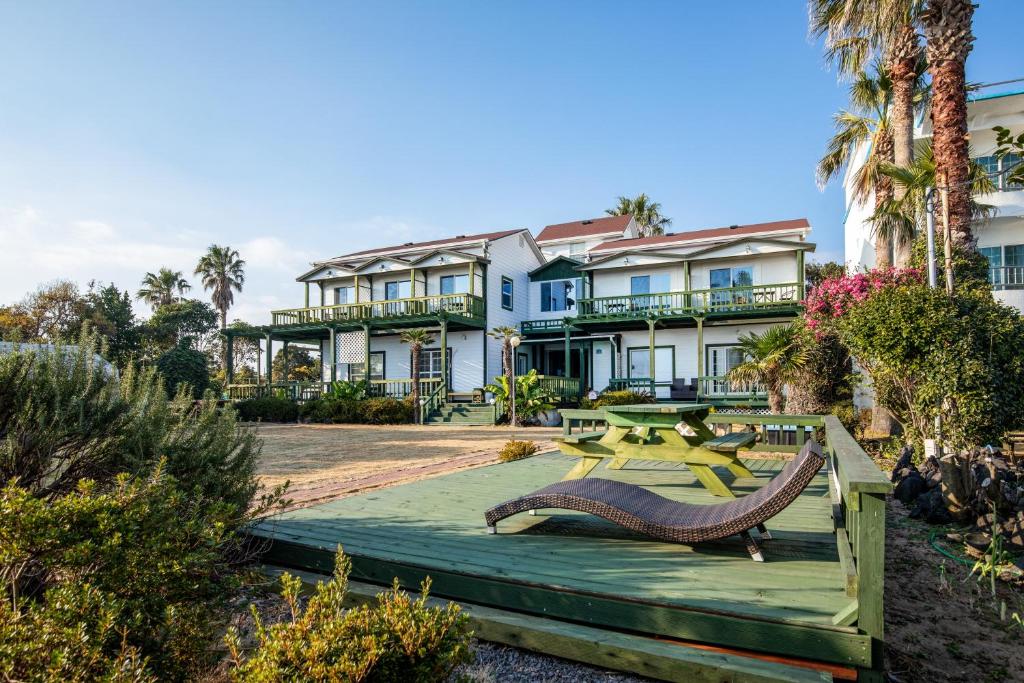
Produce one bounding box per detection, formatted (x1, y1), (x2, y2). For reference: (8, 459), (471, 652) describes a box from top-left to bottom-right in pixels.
(422, 381), (448, 423)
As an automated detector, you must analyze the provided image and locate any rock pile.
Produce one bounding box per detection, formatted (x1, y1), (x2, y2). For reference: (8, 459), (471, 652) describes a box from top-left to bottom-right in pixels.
(891, 446), (1024, 549)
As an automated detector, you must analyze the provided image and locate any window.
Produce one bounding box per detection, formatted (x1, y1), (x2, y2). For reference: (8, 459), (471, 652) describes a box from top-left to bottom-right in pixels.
(709, 265), (754, 305)
(333, 286), (355, 305)
(540, 279), (580, 312)
(440, 274), (469, 295)
(630, 273), (671, 295)
(706, 345), (747, 396)
(385, 280), (411, 300)
(501, 276), (514, 310)
(417, 348), (451, 381)
(974, 154), (1023, 191)
(568, 241), (585, 256)
(980, 246), (1002, 285)
(627, 346), (674, 398)
(343, 352), (385, 382)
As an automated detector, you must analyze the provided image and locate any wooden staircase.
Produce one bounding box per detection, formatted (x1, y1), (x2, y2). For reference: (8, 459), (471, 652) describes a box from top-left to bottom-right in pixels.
(424, 400), (497, 426)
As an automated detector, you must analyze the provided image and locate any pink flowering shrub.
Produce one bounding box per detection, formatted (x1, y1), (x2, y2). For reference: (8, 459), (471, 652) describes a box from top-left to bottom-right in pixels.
(805, 267), (923, 332)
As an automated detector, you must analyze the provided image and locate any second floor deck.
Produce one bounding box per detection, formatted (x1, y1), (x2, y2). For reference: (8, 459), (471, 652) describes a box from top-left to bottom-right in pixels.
(271, 293), (486, 329)
(576, 282), (802, 322)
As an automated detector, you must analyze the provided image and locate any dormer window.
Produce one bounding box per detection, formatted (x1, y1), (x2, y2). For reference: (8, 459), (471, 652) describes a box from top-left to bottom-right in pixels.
(569, 241), (585, 256)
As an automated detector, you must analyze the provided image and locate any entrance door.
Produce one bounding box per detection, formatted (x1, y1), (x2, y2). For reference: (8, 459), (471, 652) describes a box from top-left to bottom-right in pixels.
(628, 347), (673, 398)
(706, 345), (745, 396)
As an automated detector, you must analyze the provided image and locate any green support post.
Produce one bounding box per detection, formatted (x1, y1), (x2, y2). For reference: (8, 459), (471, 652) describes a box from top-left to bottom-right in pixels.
(797, 249), (806, 300)
(468, 261), (475, 297)
(439, 317), (448, 396)
(304, 282), (310, 308)
(363, 324), (371, 383)
(264, 333), (273, 387)
(563, 327), (571, 379)
(328, 326), (337, 383)
(695, 317), (704, 400)
(682, 261), (691, 310)
(647, 318), (656, 396)
(225, 332), (234, 386)
(282, 341), (290, 388)
(320, 283), (325, 306)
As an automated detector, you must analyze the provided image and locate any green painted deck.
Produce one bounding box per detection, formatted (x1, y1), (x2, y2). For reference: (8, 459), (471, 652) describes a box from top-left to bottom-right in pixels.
(251, 451), (871, 671)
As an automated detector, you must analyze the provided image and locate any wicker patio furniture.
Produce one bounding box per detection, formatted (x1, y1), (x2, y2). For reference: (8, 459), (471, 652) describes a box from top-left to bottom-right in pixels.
(485, 440), (826, 561)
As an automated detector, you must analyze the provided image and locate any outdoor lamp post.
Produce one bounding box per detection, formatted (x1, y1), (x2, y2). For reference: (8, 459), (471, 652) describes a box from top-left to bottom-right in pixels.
(510, 335), (521, 428)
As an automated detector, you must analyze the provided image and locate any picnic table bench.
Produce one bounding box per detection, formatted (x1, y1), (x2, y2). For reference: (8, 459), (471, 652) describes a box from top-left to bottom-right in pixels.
(552, 403), (757, 497)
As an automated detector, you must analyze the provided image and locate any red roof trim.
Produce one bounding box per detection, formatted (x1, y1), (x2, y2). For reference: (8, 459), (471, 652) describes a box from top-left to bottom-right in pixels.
(590, 219), (810, 252)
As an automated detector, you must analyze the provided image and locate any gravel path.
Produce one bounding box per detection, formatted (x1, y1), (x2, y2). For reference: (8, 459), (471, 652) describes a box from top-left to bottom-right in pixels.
(458, 641), (653, 683)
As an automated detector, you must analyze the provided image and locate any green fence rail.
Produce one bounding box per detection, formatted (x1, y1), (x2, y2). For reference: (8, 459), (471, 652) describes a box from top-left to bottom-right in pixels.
(536, 375), (581, 400)
(577, 282), (801, 320)
(271, 293), (485, 326)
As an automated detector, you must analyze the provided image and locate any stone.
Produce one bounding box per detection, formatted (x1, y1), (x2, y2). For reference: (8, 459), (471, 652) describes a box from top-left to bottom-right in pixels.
(894, 471), (927, 505)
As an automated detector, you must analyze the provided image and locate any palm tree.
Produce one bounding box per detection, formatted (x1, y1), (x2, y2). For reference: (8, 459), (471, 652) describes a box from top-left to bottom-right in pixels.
(605, 194), (671, 238)
(488, 326), (520, 424)
(400, 328), (435, 424)
(137, 268), (191, 310)
(195, 245), (246, 331)
(817, 65), (898, 268)
(727, 325), (808, 415)
(810, 0), (926, 265)
(921, 0), (976, 248)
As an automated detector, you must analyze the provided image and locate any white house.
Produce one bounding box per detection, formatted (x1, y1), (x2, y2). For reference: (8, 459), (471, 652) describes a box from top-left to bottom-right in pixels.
(844, 85), (1024, 311)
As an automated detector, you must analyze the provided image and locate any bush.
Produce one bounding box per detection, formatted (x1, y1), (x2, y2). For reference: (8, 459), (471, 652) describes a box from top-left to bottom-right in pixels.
(226, 550), (473, 682)
(237, 396), (299, 423)
(498, 439), (538, 462)
(156, 340), (210, 398)
(360, 397), (415, 425)
(0, 470), (243, 681)
(0, 334), (263, 512)
(299, 397), (413, 425)
(582, 390), (656, 409)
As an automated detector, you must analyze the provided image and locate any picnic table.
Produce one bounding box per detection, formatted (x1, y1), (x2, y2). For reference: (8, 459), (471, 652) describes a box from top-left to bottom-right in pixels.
(552, 403), (756, 497)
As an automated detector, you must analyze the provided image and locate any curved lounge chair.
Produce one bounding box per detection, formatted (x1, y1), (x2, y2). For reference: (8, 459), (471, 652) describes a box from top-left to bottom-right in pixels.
(485, 440), (825, 561)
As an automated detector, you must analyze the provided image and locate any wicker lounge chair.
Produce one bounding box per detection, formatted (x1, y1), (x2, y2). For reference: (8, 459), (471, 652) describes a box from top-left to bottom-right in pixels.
(485, 440), (825, 561)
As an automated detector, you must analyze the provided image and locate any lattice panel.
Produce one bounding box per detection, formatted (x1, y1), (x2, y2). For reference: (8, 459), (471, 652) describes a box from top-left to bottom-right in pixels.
(336, 331), (366, 364)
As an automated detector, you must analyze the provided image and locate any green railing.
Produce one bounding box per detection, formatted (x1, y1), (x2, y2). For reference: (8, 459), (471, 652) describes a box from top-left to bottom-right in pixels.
(536, 375), (581, 400)
(705, 413), (823, 453)
(367, 378), (443, 399)
(577, 282), (801, 320)
(608, 377), (656, 394)
(226, 382), (326, 402)
(271, 293), (485, 326)
(698, 375), (767, 401)
(520, 319), (567, 334)
(421, 381), (448, 423)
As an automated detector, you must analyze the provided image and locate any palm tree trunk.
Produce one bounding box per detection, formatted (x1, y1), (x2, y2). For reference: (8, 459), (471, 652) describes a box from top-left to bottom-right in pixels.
(411, 346), (421, 424)
(221, 307), (229, 370)
(931, 58), (972, 248)
(503, 340), (515, 426)
(888, 30), (919, 267)
(874, 129), (895, 269)
(768, 386), (784, 415)
(924, 0), (975, 250)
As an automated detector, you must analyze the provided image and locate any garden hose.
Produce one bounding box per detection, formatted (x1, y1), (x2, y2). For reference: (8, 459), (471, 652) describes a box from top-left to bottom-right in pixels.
(928, 528), (974, 566)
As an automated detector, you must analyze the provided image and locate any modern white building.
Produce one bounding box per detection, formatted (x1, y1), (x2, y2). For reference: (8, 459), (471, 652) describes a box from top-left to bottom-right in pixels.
(843, 85), (1024, 310)
(226, 215), (815, 420)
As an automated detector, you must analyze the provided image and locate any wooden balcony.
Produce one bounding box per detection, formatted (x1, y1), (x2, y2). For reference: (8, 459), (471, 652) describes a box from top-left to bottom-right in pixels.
(270, 293), (485, 328)
(520, 319), (568, 335)
(576, 282), (801, 322)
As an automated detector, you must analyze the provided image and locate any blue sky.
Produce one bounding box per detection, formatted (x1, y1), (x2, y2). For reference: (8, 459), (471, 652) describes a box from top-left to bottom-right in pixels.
(1, 1), (1022, 323)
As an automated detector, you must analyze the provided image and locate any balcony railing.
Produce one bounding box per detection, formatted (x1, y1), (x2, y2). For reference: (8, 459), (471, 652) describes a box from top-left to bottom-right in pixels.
(699, 375), (767, 401)
(520, 319), (567, 335)
(535, 375), (581, 400)
(367, 378), (443, 399)
(989, 266), (1024, 290)
(226, 378), (442, 402)
(271, 293), (485, 326)
(577, 283), (801, 320)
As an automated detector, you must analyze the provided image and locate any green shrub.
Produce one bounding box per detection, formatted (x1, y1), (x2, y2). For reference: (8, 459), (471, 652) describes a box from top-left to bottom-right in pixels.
(156, 340), (210, 398)
(582, 390), (656, 409)
(498, 439), (538, 462)
(360, 397), (415, 425)
(226, 550), (472, 682)
(299, 397), (362, 424)
(327, 380), (368, 400)
(237, 396), (299, 423)
(0, 470), (243, 681)
(0, 334), (263, 512)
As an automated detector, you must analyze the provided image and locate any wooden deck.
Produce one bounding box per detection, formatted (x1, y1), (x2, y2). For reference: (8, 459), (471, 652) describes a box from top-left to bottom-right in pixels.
(252, 442), (883, 680)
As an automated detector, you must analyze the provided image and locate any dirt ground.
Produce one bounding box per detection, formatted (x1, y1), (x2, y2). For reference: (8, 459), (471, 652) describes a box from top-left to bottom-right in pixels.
(253, 423), (561, 507)
(884, 500), (1024, 683)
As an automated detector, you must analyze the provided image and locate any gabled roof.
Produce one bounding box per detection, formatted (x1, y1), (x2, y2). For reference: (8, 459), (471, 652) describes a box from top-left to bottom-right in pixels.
(590, 219), (810, 253)
(536, 215), (633, 243)
(528, 256), (583, 281)
(576, 250), (689, 270)
(329, 228), (525, 261)
(682, 236), (816, 260)
(409, 249), (486, 266)
(351, 255), (413, 275)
